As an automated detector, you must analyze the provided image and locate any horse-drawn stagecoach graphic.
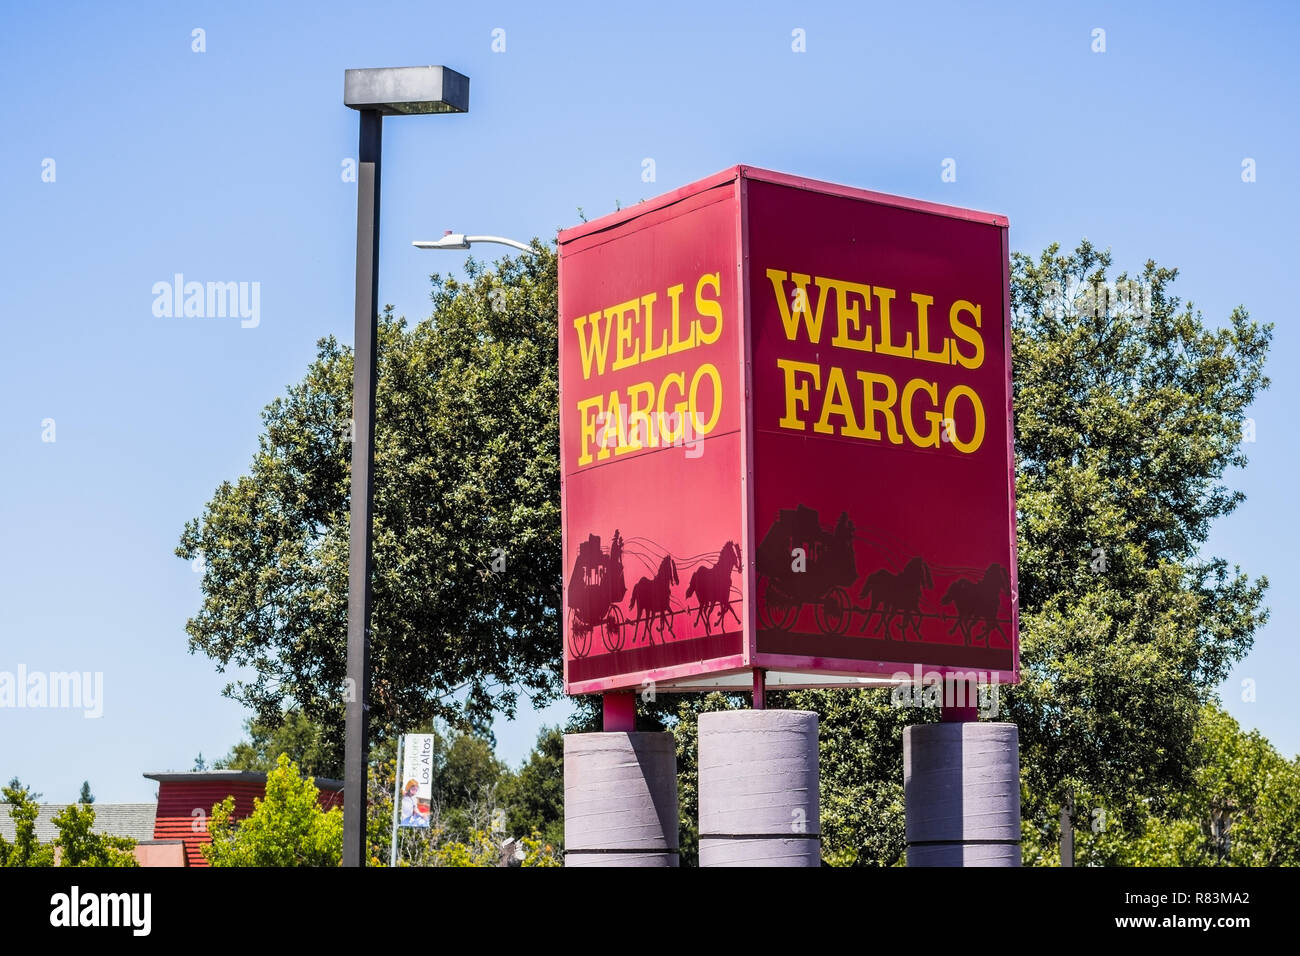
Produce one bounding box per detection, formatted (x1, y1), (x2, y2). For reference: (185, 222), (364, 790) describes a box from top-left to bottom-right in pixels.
(566, 530), (627, 659)
(757, 505), (857, 635)
(567, 530), (743, 660)
(756, 504), (1013, 647)
(567, 505), (1012, 661)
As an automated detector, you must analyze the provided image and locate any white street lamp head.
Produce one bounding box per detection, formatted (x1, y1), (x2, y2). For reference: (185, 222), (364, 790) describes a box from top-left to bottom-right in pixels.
(412, 232), (535, 255)
(413, 232), (471, 250)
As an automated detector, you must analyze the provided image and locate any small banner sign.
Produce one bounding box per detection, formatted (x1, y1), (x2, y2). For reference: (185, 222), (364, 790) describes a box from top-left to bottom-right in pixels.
(398, 733), (434, 828)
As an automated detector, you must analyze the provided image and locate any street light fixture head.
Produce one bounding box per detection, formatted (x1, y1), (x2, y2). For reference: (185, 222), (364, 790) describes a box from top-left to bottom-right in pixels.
(344, 66), (469, 115)
(412, 233), (535, 255)
(413, 232), (471, 250)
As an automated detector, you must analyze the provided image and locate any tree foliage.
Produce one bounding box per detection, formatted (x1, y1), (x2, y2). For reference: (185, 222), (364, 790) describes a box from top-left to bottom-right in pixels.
(216, 710), (338, 779)
(0, 780), (136, 867)
(0, 781), (53, 867)
(1006, 241), (1271, 843)
(1048, 704), (1300, 866)
(49, 804), (137, 867)
(497, 727), (565, 850)
(360, 728), (561, 867)
(203, 754), (343, 867)
(177, 243), (561, 767)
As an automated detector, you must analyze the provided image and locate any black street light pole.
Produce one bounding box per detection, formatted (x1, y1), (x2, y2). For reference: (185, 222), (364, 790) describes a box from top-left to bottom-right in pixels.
(342, 66), (469, 868)
(344, 101), (381, 872)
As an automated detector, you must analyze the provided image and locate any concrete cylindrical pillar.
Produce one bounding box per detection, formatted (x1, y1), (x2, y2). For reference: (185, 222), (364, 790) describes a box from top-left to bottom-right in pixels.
(903, 721), (1021, 866)
(698, 709), (820, 866)
(564, 732), (679, 867)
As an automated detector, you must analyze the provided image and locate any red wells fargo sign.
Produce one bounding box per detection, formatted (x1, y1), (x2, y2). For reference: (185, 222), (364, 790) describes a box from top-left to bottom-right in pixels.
(558, 166), (1018, 695)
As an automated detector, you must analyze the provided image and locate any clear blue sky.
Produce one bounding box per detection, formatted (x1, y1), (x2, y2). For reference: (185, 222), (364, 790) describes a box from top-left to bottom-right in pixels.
(2, 1), (1296, 802)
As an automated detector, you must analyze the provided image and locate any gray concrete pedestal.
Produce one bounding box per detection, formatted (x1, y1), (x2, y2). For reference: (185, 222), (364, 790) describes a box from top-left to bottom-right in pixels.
(564, 732), (679, 867)
(903, 721), (1021, 866)
(698, 710), (820, 866)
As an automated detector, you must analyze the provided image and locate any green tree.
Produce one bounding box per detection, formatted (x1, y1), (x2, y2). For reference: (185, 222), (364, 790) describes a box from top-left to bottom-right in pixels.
(1189, 707), (1300, 866)
(0, 781), (54, 867)
(215, 711), (557, 865)
(0, 780), (136, 867)
(1068, 704), (1300, 866)
(362, 732), (560, 867)
(216, 710), (338, 778)
(5, 778), (40, 802)
(177, 244), (560, 768)
(416, 727), (506, 842)
(438, 732), (506, 810)
(77, 781), (93, 804)
(498, 726), (565, 849)
(1007, 242), (1270, 854)
(50, 804), (136, 867)
(202, 754), (343, 867)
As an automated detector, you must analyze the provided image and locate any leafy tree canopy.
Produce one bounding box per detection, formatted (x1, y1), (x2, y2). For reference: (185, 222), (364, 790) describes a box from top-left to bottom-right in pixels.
(0, 780), (135, 868)
(1032, 704), (1300, 866)
(216, 710), (338, 779)
(178, 244), (560, 767)
(203, 754), (342, 867)
(497, 726), (565, 850)
(1006, 241), (1270, 834)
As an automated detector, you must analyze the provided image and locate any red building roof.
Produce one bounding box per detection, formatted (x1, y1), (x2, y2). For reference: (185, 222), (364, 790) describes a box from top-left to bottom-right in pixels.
(144, 770), (343, 867)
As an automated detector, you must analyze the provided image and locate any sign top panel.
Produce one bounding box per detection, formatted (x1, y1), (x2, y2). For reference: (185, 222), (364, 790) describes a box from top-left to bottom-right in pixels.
(557, 166), (1008, 249)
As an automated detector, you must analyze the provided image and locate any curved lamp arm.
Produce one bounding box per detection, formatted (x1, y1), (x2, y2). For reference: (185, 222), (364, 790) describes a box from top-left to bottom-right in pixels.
(413, 232), (535, 254)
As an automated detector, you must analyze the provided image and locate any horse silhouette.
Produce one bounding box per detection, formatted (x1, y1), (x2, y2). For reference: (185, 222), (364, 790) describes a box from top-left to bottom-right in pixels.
(629, 554), (678, 644)
(858, 556), (933, 641)
(940, 563), (1010, 646)
(686, 541), (742, 634)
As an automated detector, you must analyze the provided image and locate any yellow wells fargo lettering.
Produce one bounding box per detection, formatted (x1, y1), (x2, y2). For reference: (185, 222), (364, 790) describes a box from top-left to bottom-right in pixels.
(571, 272), (724, 467)
(766, 269), (989, 454)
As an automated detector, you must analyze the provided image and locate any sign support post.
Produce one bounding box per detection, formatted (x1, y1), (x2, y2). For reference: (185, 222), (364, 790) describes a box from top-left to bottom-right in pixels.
(698, 710), (820, 865)
(564, 732), (679, 866)
(388, 734), (403, 867)
(904, 721), (1021, 865)
(602, 692), (635, 732)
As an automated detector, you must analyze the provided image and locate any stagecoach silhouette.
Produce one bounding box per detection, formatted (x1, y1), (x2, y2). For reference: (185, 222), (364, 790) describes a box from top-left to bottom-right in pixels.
(756, 505), (857, 634)
(566, 530), (627, 659)
(567, 512), (1010, 657)
(567, 529), (745, 658)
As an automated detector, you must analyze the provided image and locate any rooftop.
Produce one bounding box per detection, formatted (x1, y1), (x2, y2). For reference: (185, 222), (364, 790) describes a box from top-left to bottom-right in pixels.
(0, 802), (157, 844)
(143, 769), (344, 791)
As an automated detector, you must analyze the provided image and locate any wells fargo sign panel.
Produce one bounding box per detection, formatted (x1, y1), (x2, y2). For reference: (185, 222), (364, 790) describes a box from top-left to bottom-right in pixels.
(559, 167), (1018, 695)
